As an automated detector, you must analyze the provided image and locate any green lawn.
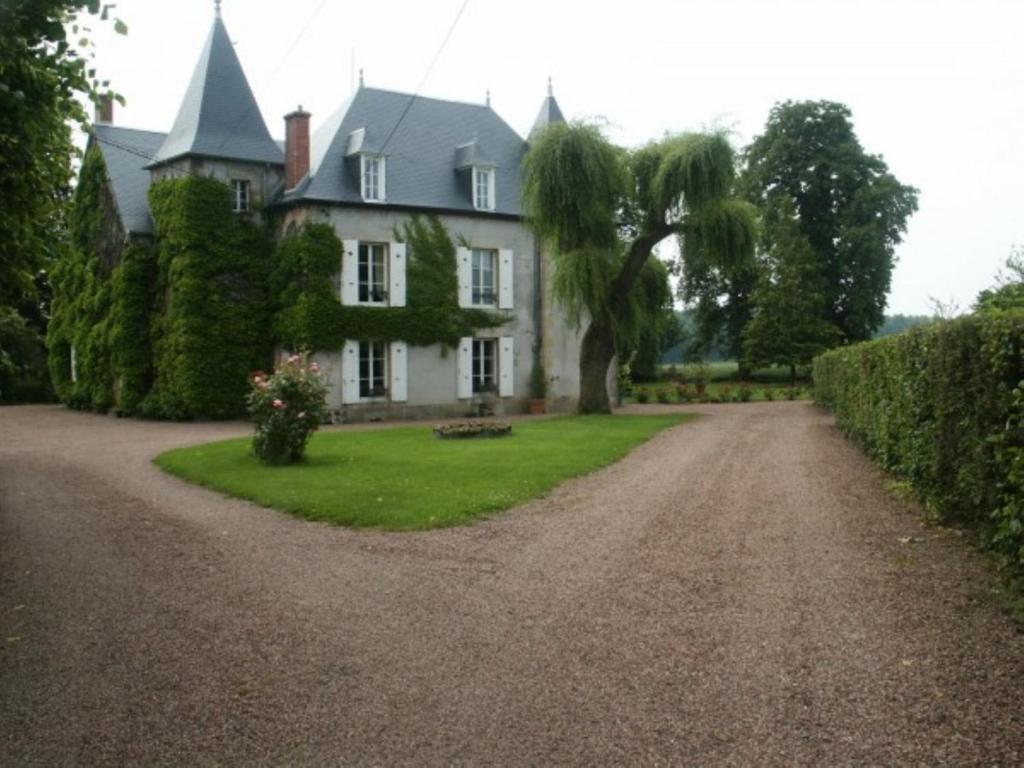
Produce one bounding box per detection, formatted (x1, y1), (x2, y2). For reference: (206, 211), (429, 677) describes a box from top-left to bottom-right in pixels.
(155, 414), (691, 530)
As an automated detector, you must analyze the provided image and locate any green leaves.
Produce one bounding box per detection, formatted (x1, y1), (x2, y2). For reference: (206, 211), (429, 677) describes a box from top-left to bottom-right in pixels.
(272, 216), (505, 352)
(742, 100), (919, 343)
(815, 312), (1024, 568)
(522, 121), (626, 253)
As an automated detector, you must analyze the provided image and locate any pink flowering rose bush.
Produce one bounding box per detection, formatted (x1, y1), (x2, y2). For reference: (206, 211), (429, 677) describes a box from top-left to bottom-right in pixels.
(247, 353), (328, 464)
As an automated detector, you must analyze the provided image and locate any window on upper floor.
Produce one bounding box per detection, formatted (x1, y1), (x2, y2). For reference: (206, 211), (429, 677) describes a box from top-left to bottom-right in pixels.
(473, 167), (495, 211)
(471, 248), (497, 307)
(361, 155), (386, 202)
(231, 179), (250, 212)
(358, 242), (388, 304)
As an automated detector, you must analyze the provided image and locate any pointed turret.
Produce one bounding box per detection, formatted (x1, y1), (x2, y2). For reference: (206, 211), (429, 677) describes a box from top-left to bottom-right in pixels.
(529, 78), (566, 141)
(149, 10), (282, 167)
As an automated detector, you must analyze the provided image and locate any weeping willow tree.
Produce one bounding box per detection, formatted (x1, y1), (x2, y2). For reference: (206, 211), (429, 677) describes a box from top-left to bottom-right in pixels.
(523, 122), (758, 413)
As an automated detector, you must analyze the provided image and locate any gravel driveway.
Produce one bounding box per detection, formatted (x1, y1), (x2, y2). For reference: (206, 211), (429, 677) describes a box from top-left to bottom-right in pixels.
(1, 403), (1022, 766)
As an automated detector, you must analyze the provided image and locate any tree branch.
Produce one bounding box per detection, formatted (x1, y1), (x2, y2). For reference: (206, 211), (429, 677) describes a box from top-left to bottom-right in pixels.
(609, 222), (675, 314)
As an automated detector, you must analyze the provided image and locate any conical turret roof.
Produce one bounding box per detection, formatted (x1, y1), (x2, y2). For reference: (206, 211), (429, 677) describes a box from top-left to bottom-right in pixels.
(149, 14), (282, 167)
(529, 79), (566, 141)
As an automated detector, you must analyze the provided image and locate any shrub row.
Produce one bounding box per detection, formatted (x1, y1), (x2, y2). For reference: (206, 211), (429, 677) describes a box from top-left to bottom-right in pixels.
(813, 311), (1024, 566)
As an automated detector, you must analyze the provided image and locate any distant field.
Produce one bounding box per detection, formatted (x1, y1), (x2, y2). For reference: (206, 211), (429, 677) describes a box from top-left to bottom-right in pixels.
(656, 361), (811, 383)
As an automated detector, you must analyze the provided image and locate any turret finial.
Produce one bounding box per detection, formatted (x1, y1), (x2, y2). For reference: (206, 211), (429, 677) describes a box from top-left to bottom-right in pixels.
(547, 76), (553, 97)
(215, 0), (222, 18)
(485, 89), (491, 107)
(359, 68), (364, 88)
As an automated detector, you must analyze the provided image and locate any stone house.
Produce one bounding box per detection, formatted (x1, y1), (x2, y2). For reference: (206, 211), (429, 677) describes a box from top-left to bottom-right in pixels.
(84, 7), (583, 419)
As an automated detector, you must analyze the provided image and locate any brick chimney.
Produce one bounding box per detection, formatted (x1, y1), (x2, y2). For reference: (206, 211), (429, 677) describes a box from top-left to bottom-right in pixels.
(95, 92), (114, 124)
(284, 106), (311, 190)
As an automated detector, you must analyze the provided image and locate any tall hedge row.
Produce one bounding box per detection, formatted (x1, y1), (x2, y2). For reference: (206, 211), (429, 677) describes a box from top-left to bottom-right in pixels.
(813, 311), (1024, 566)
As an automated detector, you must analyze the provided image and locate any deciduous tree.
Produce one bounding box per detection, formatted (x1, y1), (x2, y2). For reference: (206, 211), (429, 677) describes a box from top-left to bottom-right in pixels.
(0, 0), (124, 398)
(523, 123), (756, 413)
(741, 100), (918, 343)
(743, 200), (841, 380)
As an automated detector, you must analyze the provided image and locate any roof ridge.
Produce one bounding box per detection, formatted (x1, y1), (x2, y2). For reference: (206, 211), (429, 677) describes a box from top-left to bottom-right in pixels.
(94, 124), (169, 138)
(360, 86), (492, 111)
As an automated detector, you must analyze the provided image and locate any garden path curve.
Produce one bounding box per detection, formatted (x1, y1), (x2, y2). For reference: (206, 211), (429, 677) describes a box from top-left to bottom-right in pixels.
(1, 403), (1022, 766)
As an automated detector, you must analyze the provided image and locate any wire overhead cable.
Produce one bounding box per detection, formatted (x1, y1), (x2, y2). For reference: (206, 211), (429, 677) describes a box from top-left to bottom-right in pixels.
(377, 0), (472, 155)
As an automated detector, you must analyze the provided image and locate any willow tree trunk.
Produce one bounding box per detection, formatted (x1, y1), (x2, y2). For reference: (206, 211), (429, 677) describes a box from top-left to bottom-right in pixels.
(577, 320), (616, 414)
(575, 224), (673, 415)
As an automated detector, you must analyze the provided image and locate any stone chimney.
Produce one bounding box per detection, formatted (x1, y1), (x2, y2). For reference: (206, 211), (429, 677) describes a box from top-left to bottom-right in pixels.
(284, 106), (311, 190)
(95, 92), (114, 124)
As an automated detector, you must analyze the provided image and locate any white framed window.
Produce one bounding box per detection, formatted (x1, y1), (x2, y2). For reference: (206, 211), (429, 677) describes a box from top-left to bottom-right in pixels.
(359, 341), (387, 398)
(231, 179), (250, 212)
(472, 338), (497, 393)
(473, 166), (495, 211)
(358, 243), (388, 304)
(361, 155), (386, 202)
(471, 248), (497, 307)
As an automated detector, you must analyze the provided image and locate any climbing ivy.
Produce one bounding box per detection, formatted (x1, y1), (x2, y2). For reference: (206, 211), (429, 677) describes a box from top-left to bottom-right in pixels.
(50, 168), (499, 418)
(273, 215), (505, 350)
(47, 146), (116, 411)
(146, 176), (273, 419)
(109, 240), (157, 414)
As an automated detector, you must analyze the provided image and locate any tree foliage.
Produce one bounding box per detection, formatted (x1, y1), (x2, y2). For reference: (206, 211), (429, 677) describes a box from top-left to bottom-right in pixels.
(975, 246), (1024, 314)
(743, 201), (841, 375)
(523, 121), (755, 412)
(0, 0), (124, 394)
(741, 100), (918, 343)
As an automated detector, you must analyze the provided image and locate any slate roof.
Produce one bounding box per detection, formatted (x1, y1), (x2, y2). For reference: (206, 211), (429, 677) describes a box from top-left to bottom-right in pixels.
(283, 87), (532, 217)
(149, 15), (283, 167)
(91, 124), (168, 234)
(529, 91), (566, 141)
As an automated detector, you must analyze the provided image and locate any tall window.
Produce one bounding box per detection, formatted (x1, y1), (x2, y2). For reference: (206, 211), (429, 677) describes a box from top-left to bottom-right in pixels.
(473, 167), (494, 211)
(361, 155), (385, 202)
(359, 341), (387, 398)
(358, 243), (388, 304)
(472, 338), (496, 393)
(231, 179), (250, 212)
(471, 249), (497, 306)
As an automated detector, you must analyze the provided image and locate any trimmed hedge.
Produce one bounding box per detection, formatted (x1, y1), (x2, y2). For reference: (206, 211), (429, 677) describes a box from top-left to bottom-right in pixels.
(813, 311), (1024, 566)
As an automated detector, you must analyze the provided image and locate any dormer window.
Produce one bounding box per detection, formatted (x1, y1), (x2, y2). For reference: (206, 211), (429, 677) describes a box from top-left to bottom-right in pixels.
(473, 167), (495, 211)
(361, 154), (385, 202)
(231, 179), (250, 212)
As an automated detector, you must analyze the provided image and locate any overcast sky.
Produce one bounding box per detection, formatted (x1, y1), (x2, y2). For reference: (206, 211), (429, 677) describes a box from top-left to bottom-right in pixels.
(80, 0), (1023, 316)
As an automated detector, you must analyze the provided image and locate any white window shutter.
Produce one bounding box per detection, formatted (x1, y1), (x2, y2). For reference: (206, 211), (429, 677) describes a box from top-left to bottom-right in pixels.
(341, 340), (361, 404)
(488, 169), (496, 211)
(389, 242), (406, 307)
(457, 247), (472, 308)
(390, 342), (408, 402)
(379, 156), (386, 201)
(456, 337), (473, 399)
(341, 240), (358, 305)
(499, 336), (514, 397)
(498, 248), (514, 309)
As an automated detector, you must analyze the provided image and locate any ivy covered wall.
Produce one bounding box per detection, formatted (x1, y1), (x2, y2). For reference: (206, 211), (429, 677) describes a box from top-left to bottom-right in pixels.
(50, 159), (504, 419)
(146, 176), (272, 418)
(272, 216), (504, 351)
(50, 155), (272, 419)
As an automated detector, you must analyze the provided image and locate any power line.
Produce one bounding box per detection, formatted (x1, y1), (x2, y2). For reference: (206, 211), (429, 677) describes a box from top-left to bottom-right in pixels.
(377, 0), (472, 156)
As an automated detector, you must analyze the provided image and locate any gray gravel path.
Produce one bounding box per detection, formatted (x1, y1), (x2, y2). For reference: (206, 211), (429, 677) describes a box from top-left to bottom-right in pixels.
(1, 403), (1022, 766)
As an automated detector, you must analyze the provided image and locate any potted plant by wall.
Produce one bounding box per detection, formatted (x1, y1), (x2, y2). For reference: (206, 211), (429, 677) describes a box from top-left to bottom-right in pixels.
(528, 361), (547, 415)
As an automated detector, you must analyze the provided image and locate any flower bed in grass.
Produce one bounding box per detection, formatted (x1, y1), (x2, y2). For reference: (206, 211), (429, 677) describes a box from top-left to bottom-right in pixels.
(433, 421), (512, 440)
